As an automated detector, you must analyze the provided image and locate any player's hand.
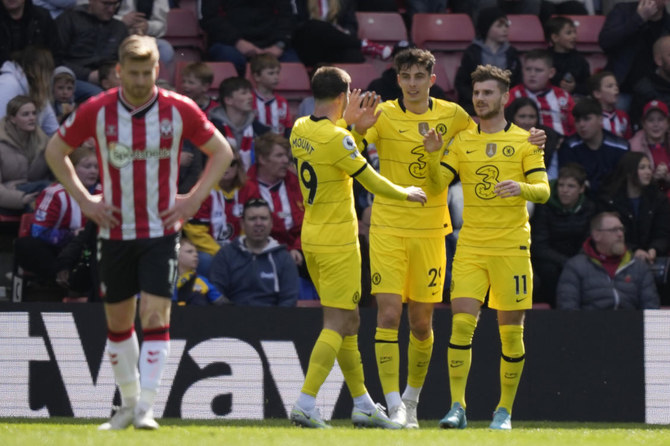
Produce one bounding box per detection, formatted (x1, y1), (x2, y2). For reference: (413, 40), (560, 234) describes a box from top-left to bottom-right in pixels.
(423, 128), (443, 153)
(180, 151), (194, 167)
(495, 180), (521, 198)
(528, 127), (546, 149)
(80, 194), (121, 229)
(405, 186), (427, 204)
(289, 249), (303, 266)
(160, 194), (200, 230)
(344, 89), (380, 134)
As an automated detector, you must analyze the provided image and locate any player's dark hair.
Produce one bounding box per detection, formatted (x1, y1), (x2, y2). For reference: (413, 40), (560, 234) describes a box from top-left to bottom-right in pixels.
(524, 49), (553, 68)
(218, 77), (252, 102)
(470, 64), (511, 92)
(243, 198), (271, 218)
(587, 70), (615, 95)
(572, 97), (602, 119)
(311, 66), (350, 100)
(558, 163), (587, 186)
(393, 47), (435, 75)
(544, 16), (574, 43)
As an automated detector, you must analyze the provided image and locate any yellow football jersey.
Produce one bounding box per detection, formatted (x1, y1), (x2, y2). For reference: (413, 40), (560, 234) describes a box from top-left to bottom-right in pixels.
(291, 115), (368, 253)
(362, 98), (474, 238)
(442, 122), (548, 255)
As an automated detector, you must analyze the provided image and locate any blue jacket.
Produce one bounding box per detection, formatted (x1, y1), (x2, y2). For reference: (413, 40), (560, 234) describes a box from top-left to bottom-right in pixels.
(209, 236), (299, 307)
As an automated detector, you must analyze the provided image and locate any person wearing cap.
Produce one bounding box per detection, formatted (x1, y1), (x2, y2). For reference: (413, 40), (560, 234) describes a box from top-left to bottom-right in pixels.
(632, 35), (670, 126)
(558, 97), (629, 196)
(630, 99), (670, 198)
(366, 41), (447, 102)
(454, 6), (521, 115)
(52, 66), (75, 122)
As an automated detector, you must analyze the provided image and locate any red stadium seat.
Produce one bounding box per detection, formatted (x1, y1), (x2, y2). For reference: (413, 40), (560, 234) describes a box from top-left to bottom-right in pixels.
(355, 12), (408, 45)
(431, 59), (455, 101)
(333, 63), (380, 90)
(507, 14), (547, 51)
(585, 52), (607, 74)
(411, 13), (474, 52)
(165, 8), (205, 60)
(175, 61), (237, 97)
(558, 14), (605, 53)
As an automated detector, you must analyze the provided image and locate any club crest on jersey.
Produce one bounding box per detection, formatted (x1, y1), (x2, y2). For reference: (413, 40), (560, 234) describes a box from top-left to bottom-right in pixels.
(160, 119), (173, 138)
(108, 142), (133, 169)
(503, 145), (515, 157)
(418, 122), (429, 136)
(486, 143), (497, 157)
(372, 272), (381, 285)
(106, 124), (117, 137)
(436, 123), (447, 135)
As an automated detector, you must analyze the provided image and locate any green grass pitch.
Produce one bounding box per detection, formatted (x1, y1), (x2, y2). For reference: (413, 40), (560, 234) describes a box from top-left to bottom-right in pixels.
(1, 419), (669, 446)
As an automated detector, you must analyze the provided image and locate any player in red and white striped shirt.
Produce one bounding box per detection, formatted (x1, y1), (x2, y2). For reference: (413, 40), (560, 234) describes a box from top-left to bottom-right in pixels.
(45, 36), (233, 431)
(507, 50), (575, 136)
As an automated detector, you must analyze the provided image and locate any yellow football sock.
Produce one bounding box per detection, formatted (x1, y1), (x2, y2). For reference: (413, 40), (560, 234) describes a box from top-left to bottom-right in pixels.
(375, 327), (400, 395)
(448, 313), (477, 408)
(301, 329), (342, 397)
(497, 324), (525, 413)
(407, 330), (433, 389)
(337, 335), (367, 398)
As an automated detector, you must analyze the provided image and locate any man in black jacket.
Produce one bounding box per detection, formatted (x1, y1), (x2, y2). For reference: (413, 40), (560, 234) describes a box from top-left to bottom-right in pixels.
(0, 0), (60, 64)
(56, 0), (128, 102)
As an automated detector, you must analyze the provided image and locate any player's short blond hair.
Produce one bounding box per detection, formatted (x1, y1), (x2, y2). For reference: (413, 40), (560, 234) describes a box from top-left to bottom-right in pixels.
(470, 64), (511, 92)
(118, 35), (159, 65)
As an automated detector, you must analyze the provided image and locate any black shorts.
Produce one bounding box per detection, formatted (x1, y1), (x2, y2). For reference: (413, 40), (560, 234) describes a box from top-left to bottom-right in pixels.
(97, 233), (179, 303)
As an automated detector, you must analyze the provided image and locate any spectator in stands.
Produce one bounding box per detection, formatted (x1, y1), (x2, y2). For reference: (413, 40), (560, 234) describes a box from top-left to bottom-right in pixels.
(183, 150), (248, 276)
(33, 0), (74, 18)
(0, 46), (58, 135)
(172, 237), (223, 305)
(177, 62), (218, 194)
(589, 71), (632, 140)
(597, 151), (670, 265)
(199, 0), (300, 77)
(115, 0), (174, 64)
(55, 219), (98, 301)
(52, 66), (75, 122)
(250, 54), (292, 137)
(632, 35), (670, 127)
(242, 132), (304, 265)
(545, 16), (590, 97)
(556, 211), (660, 310)
(14, 142), (98, 296)
(209, 197), (299, 306)
(0, 0), (60, 65)
(531, 163), (596, 307)
(366, 41), (447, 102)
(291, 0), (391, 68)
(630, 99), (670, 198)
(558, 97), (628, 196)
(507, 49), (576, 137)
(208, 77), (270, 171)
(55, 0), (128, 102)
(0, 95), (51, 213)
(98, 60), (121, 90)
(454, 6), (521, 115)
(599, 0), (670, 109)
(506, 97), (562, 179)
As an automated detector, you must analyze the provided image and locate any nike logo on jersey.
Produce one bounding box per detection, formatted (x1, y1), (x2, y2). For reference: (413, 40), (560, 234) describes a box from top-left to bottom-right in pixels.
(466, 150), (476, 154)
(399, 129), (409, 133)
(515, 296), (527, 303)
(380, 356), (392, 364)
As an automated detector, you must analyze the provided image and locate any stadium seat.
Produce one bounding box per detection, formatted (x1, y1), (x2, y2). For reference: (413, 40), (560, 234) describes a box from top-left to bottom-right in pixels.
(585, 52), (607, 74)
(434, 53), (461, 100)
(332, 63), (380, 90)
(174, 61), (237, 97)
(273, 63), (311, 100)
(411, 13), (474, 52)
(355, 11), (408, 46)
(165, 8), (205, 61)
(558, 14), (605, 53)
(431, 59), (455, 101)
(507, 14), (547, 51)
(11, 213), (34, 303)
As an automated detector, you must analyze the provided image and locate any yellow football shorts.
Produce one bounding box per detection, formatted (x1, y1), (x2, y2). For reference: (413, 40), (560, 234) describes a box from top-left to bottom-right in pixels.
(450, 249), (533, 311)
(369, 232), (446, 303)
(304, 249), (362, 310)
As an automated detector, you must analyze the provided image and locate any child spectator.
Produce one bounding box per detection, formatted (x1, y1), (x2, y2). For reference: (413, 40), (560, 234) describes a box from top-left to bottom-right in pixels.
(250, 54), (292, 137)
(98, 61), (121, 90)
(179, 62), (218, 115)
(508, 49), (576, 136)
(208, 77), (270, 171)
(545, 16), (591, 97)
(589, 71), (632, 139)
(173, 237), (224, 306)
(629, 100), (670, 199)
(52, 66), (75, 122)
(455, 6), (521, 115)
